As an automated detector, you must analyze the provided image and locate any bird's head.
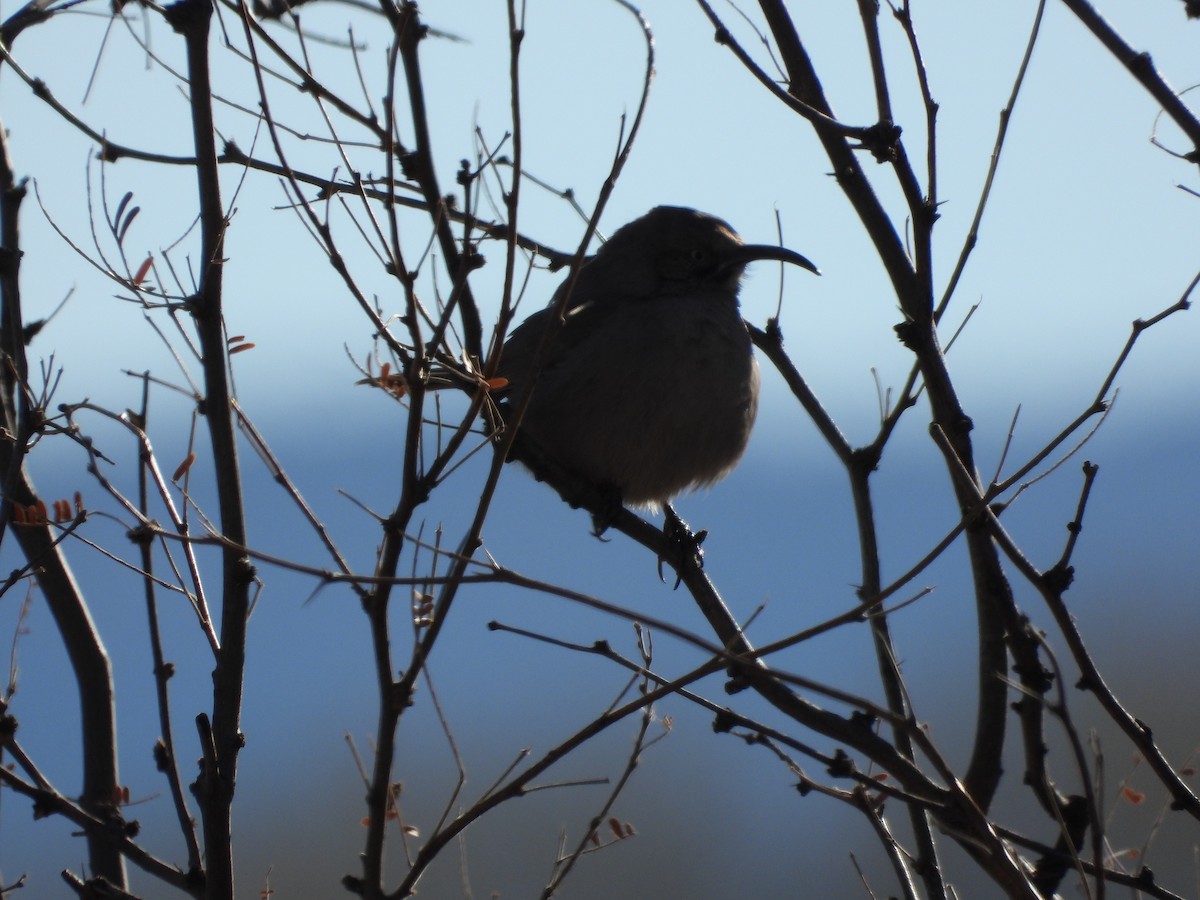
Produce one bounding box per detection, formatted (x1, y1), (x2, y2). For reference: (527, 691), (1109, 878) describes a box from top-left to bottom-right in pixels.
(592, 206), (819, 300)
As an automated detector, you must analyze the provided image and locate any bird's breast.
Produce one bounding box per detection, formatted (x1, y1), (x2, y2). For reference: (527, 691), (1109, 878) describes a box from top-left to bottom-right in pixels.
(518, 290), (759, 507)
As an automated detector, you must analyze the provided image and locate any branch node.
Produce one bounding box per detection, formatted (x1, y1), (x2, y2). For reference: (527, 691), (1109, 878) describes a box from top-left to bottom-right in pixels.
(1039, 563), (1074, 595)
(826, 749), (856, 779)
(856, 120), (903, 163)
(711, 709), (737, 734)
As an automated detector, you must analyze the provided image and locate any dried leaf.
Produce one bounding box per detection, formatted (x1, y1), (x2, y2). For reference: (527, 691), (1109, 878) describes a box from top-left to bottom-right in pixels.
(133, 255), (153, 285)
(172, 452), (197, 482)
(1120, 786), (1145, 805)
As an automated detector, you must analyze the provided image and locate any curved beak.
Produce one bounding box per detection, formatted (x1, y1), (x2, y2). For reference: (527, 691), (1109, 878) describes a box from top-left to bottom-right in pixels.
(735, 243), (820, 276)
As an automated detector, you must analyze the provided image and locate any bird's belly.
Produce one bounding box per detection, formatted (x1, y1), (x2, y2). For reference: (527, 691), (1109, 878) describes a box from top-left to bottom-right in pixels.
(521, 300), (758, 507)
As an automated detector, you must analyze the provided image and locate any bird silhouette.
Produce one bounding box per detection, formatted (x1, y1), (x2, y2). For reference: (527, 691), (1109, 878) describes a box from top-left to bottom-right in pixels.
(498, 206), (818, 509)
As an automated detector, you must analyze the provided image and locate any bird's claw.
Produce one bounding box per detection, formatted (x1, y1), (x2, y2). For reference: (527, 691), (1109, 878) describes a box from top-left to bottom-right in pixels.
(590, 513), (612, 541)
(657, 503), (706, 588)
(589, 484), (625, 540)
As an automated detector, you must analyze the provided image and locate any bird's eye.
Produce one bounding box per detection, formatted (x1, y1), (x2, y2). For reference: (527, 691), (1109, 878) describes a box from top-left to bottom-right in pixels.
(660, 246), (715, 281)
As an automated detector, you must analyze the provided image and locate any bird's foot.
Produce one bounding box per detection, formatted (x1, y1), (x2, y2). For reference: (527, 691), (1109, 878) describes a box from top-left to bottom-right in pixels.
(658, 503), (707, 588)
(589, 484), (625, 540)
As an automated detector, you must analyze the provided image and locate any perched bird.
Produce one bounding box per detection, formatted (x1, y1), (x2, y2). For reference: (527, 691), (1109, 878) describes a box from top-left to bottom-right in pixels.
(498, 206), (818, 509)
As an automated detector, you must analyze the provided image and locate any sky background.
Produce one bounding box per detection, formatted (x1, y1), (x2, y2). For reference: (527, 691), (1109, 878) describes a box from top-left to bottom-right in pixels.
(1, 1), (1198, 897)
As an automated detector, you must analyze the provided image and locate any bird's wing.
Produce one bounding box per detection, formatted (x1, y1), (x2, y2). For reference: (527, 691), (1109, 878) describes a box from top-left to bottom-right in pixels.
(499, 281), (618, 389)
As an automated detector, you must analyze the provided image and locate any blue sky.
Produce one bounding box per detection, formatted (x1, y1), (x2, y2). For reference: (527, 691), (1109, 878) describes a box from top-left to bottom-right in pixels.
(1, 2), (1198, 897)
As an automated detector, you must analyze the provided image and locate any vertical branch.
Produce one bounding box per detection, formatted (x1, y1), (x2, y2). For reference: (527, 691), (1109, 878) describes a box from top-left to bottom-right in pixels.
(903, 334), (1013, 811)
(854, 0), (934, 308)
(750, 323), (948, 897)
(492, 0), (525, 364)
(753, 0), (918, 304)
(0, 88), (125, 887)
(753, 0), (1017, 810)
(131, 379), (204, 877)
(165, 0), (254, 895)
(391, 1), (483, 359)
(936, 0), (1046, 321)
(354, 53), (429, 892)
(354, 16), (435, 897)
(856, 0), (894, 127)
(846, 462), (949, 900)
(890, 2), (939, 220)
(353, 5), (656, 896)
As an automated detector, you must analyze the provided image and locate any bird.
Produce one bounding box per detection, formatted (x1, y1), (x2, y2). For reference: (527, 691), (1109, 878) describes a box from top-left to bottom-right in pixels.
(495, 205), (819, 510)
